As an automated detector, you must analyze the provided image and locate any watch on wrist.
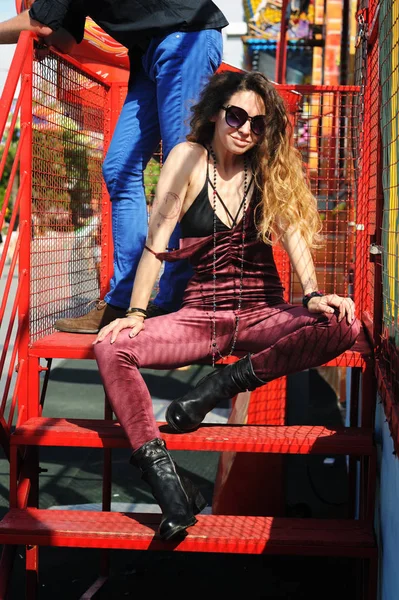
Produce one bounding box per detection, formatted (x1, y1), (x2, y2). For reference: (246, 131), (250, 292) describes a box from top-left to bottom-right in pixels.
(125, 307), (148, 319)
(302, 291), (324, 309)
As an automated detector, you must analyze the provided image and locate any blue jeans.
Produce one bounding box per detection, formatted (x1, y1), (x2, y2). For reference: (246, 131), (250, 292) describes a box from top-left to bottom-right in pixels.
(102, 29), (223, 310)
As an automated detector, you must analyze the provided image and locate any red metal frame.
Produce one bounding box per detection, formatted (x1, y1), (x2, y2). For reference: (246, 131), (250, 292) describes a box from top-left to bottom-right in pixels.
(0, 26), (380, 599)
(275, 0), (290, 83)
(0, 32), (117, 597)
(364, 0), (399, 452)
(100, 82), (124, 296)
(0, 34), (33, 445)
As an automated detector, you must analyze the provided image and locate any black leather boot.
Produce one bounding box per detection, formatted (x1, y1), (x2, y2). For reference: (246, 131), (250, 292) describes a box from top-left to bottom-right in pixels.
(166, 354), (265, 433)
(130, 438), (207, 541)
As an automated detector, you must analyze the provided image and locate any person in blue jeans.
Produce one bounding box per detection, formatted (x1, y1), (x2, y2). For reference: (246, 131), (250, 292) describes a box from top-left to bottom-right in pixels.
(0, 0), (228, 332)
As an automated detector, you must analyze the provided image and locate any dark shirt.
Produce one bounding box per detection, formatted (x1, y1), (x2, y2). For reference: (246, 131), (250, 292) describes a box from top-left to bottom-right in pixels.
(29, 0), (229, 53)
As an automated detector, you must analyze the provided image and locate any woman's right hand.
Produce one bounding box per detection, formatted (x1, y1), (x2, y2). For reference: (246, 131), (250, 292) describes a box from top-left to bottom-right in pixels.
(93, 315), (145, 345)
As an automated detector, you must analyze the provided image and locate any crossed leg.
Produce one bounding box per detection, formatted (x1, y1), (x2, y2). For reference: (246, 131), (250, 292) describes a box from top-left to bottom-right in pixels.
(235, 303), (360, 381)
(93, 306), (235, 448)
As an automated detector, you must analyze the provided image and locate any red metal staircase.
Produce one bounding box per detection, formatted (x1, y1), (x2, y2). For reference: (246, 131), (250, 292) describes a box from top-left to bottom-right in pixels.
(0, 33), (378, 599)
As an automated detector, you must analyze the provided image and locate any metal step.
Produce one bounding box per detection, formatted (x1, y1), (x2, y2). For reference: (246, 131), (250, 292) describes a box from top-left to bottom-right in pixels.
(29, 329), (372, 367)
(11, 418), (374, 455)
(0, 508), (377, 556)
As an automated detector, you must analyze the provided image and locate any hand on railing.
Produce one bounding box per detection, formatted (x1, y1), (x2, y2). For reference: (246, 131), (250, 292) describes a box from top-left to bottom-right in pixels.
(35, 40), (50, 62)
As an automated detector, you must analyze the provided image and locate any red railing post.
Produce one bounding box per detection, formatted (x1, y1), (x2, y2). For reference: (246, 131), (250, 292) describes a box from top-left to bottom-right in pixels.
(275, 0), (289, 84)
(18, 37), (35, 420)
(100, 81), (125, 297)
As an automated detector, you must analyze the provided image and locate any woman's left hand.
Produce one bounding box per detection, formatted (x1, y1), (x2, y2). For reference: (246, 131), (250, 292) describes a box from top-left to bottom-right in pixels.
(306, 293), (356, 324)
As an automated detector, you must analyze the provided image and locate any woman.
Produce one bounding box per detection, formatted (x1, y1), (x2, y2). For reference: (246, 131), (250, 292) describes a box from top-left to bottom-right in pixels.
(93, 71), (360, 541)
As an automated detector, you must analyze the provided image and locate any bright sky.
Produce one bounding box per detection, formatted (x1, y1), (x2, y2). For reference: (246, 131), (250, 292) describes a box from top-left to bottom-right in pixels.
(0, 1), (17, 94)
(0, 0), (244, 94)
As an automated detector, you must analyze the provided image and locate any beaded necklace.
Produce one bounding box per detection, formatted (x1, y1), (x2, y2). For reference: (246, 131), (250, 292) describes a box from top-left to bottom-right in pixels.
(209, 145), (249, 367)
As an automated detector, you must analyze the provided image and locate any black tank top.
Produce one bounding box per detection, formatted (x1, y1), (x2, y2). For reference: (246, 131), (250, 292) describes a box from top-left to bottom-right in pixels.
(180, 158), (254, 238)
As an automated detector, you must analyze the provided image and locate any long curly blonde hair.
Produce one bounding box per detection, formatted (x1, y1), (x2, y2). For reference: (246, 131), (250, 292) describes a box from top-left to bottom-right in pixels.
(187, 70), (323, 248)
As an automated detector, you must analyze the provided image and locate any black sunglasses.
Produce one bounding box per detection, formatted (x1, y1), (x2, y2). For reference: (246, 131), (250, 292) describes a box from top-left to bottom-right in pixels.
(222, 105), (266, 136)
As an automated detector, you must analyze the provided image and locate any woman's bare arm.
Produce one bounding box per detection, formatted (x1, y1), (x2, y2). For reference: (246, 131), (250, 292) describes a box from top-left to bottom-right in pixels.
(281, 226), (318, 294)
(281, 226), (355, 323)
(94, 142), (196, 343)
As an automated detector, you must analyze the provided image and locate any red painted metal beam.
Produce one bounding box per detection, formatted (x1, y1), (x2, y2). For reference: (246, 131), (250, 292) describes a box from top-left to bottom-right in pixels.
(275, 0), (290, 84)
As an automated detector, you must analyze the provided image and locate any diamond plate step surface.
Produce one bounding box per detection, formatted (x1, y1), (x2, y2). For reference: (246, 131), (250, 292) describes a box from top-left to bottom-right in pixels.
(11, 418), (374, 454)
(0, 509), (377, 556)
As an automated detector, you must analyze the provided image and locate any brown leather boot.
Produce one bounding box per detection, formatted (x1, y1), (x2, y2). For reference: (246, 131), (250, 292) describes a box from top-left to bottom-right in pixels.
(54, 299), (126, 334)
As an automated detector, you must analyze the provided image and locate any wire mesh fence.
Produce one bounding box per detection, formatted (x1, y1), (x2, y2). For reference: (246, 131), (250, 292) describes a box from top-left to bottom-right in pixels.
(27, 55), (362, 349)
(378, 0), (399, 407)
(289, 86), (359, 305)
(29, 51), (108, 340)
(28, 48), (165, 340)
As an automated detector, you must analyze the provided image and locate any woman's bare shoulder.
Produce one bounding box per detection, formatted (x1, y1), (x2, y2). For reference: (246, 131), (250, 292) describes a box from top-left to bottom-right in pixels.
(168, 141), (207, 163)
